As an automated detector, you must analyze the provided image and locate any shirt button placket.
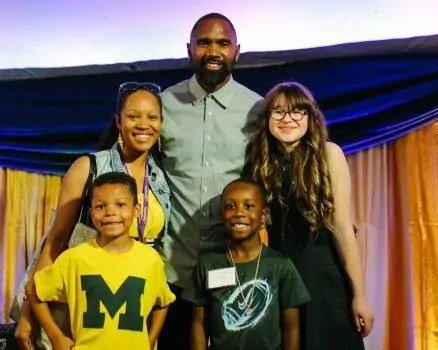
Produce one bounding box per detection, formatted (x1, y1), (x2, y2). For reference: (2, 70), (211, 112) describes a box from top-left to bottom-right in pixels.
(200, 97), (214, 227)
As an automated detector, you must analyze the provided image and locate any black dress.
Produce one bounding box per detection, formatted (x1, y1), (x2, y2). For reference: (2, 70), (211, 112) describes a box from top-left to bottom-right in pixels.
(269, 161), (364, 350)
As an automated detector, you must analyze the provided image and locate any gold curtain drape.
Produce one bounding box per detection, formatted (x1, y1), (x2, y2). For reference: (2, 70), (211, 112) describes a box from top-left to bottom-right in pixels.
(0, 121), (437, 349)
(0, 168), (62, 322)
(348, 121), (438, 350)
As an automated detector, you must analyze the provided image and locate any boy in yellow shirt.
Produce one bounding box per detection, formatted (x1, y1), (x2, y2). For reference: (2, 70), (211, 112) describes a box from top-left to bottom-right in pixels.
(26, 171), (175, 350)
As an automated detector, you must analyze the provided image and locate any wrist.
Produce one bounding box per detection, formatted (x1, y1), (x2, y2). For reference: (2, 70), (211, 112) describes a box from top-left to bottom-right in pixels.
(45, 325), (65, 343)
(350, 284), (365, 299)
(353, 294), (366, 300)
(148, 332), (158, 345)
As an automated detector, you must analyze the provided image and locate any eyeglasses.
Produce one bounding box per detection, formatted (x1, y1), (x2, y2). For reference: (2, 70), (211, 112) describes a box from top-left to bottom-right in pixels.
(116, 82), (162, 113)
(270, 108), (308, 121)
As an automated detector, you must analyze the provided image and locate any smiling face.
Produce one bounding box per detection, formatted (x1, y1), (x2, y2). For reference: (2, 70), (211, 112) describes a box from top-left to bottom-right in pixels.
(188, 18), (240, 92)
(268, 94), (309, 150)
(90, 183), (139, 241)
(221, 181), (267, 243)
(117, 89), (162, 157)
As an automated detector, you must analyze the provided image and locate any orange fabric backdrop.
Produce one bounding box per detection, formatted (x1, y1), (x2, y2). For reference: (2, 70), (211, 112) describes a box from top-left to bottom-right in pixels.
(348, 121), (438, 349)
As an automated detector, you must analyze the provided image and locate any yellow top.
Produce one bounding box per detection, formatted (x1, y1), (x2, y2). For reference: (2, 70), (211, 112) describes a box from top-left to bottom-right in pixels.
(129, 190), (165, 240)
(34, 240), (175, 350)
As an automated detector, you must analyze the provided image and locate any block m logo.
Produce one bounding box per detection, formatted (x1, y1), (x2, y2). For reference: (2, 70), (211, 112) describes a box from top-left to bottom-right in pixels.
(81, 275), (145, 331)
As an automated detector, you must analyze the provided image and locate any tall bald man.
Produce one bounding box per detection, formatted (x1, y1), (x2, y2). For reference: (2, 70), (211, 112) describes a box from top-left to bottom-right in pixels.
(159, 13), (262, 349)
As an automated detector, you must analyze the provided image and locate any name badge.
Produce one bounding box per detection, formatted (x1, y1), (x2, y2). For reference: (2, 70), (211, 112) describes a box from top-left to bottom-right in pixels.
(207, 267), (236, 289)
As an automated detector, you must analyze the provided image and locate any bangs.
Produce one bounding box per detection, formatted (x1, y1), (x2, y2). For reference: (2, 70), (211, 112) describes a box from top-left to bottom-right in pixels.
(265, 82), (317, 115)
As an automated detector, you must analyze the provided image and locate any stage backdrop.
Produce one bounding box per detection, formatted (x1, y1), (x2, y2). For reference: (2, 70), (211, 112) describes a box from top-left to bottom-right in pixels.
(0, 35), (437, 174)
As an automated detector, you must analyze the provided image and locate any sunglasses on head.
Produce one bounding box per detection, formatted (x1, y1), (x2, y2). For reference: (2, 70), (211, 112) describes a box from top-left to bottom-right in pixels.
(119, 81), (161, 95)
(116, 81), (162, 113)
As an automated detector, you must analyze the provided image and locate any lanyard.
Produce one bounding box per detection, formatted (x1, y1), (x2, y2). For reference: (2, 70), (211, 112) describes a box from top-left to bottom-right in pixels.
(123, 162), (149, 242)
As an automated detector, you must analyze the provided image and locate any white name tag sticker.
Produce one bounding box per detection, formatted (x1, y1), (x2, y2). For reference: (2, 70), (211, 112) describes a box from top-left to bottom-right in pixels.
(207, 267), (236, 289)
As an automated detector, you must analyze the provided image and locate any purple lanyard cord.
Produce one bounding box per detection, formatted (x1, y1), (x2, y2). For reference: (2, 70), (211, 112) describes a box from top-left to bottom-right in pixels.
(123, 162), (149, 241)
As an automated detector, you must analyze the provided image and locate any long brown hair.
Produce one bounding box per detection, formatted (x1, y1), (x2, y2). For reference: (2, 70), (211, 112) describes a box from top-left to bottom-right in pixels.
(251, 82), (334, 232)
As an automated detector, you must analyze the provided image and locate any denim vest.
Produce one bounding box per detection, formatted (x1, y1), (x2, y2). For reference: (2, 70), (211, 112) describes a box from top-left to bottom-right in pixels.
(93, 144), (171, 237)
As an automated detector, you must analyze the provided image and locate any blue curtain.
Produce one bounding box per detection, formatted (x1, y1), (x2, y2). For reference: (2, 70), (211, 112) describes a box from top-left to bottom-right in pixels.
(1, 35), (437, 174)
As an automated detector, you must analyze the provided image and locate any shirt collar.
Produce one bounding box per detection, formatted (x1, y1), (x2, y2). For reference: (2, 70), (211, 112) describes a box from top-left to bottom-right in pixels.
(189, 75), (235, 108)
(110, 143), (125, 171)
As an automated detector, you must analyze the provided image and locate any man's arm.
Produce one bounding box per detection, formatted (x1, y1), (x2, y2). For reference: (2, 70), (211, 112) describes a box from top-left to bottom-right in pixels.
(282, 308), (300, 350)
(191, 306), (208, 350)
(25, 278), (74, 350)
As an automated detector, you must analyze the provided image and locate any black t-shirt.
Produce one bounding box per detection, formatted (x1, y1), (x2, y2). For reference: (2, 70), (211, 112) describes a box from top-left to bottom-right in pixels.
(183, 246), (310, 350)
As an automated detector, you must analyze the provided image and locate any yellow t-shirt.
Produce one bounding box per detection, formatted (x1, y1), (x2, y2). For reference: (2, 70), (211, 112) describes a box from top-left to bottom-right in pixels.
(129, 190), (165, 240)
(34, 240), (175, 350)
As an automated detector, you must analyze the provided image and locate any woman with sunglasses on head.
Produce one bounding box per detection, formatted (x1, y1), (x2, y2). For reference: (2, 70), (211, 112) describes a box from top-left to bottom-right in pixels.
(15, 82), (170, 350)
(250, 82), (374, 349)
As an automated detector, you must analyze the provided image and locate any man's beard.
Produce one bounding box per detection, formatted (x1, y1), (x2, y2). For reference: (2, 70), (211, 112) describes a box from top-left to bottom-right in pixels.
(191, 57), (235, 90)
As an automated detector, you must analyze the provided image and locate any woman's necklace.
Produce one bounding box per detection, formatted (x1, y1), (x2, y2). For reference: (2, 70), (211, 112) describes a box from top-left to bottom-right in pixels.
(228, 242), (263, 316)
(122, 161), (149, 243)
